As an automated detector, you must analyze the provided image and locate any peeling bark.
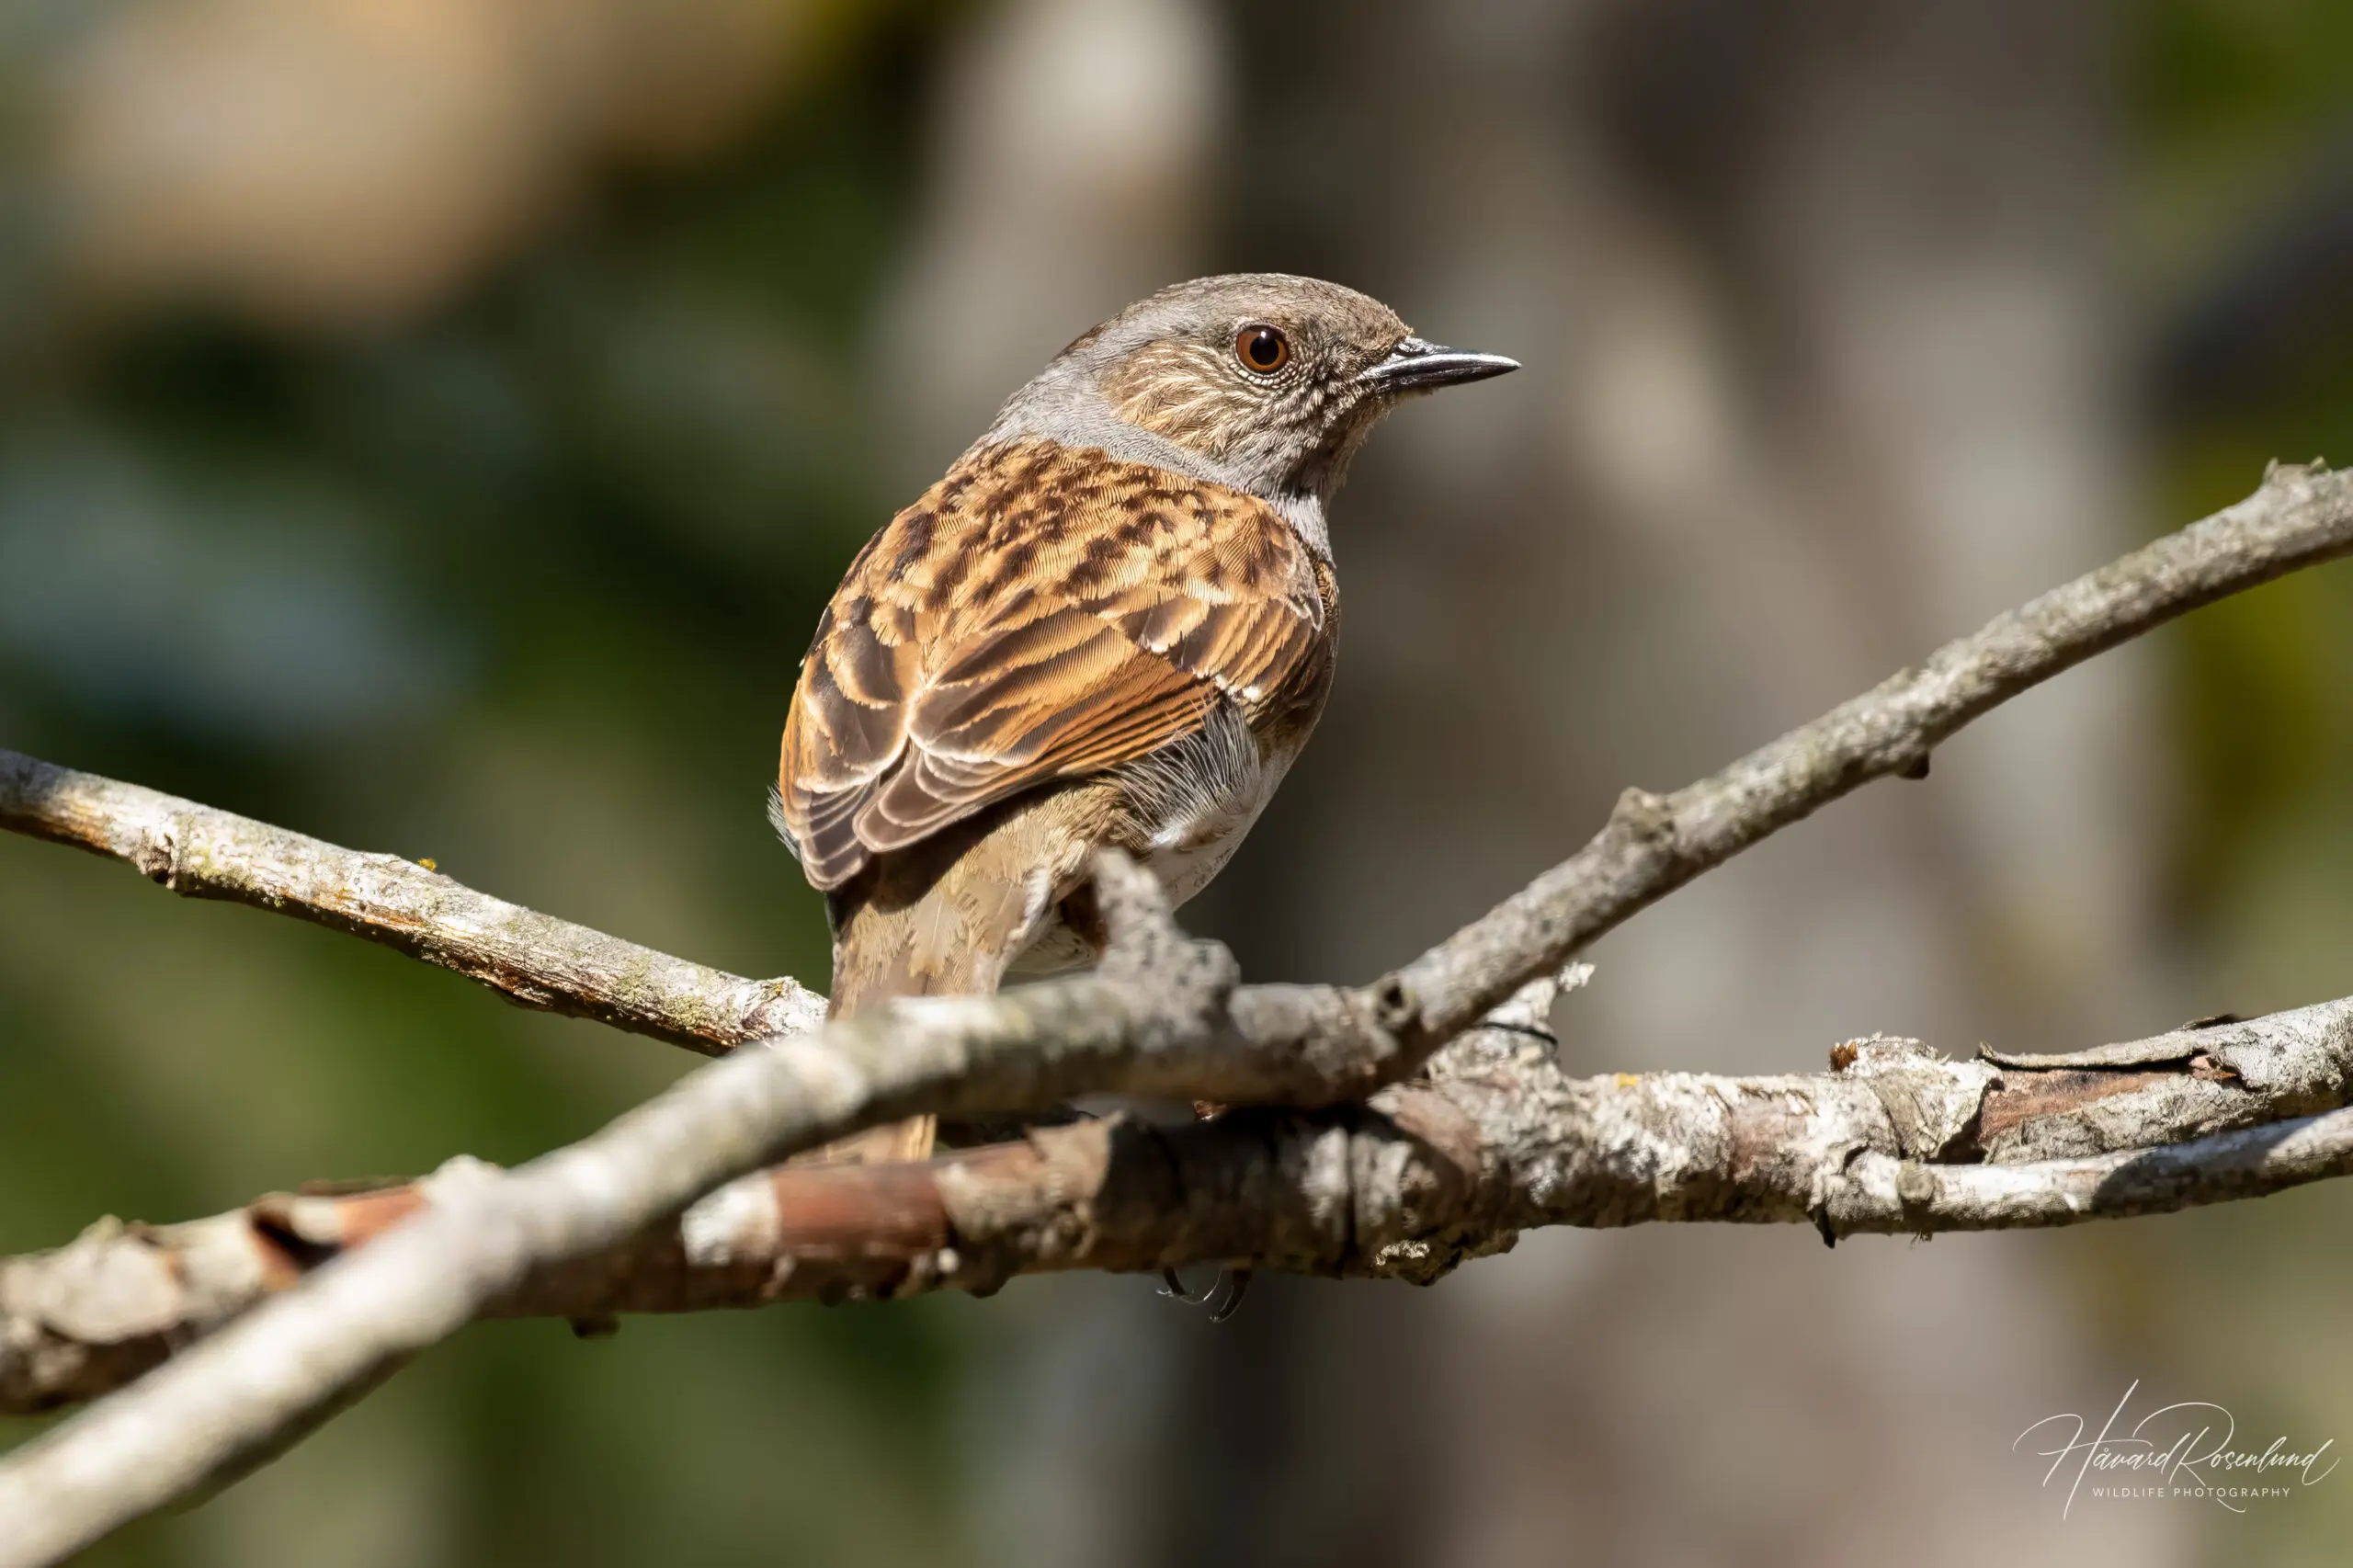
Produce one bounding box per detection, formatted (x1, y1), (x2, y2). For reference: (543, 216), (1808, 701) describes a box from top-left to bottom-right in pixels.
(11, 986), (2353, 1417)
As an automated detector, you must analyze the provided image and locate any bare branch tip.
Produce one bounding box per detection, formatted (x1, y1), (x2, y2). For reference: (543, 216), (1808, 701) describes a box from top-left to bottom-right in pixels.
(2262, 455), (2334, 490)
(1088, 847), (1167, 926)
(1089, 849), (1179, 969)
(417, 1155), (505, 1208)
(1482, 961), (1593, 1035)
(1826, 1035), (1943, 1075)
(1089, 848), (1240, 1006)
(1607, 786), (1676, 845)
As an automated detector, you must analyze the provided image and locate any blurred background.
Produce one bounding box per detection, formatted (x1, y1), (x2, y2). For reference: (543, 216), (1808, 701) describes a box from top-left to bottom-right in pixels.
(4, 0), (2353, 1562)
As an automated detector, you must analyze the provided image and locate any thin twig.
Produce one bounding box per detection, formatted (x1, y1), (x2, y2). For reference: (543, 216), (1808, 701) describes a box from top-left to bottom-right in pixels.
(0, 751), (826, 1054)
(1384, 460), (2353, 1046)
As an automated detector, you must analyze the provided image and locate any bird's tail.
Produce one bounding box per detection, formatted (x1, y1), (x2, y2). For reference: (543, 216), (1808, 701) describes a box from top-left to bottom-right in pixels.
(793, 826), (1048, 1165)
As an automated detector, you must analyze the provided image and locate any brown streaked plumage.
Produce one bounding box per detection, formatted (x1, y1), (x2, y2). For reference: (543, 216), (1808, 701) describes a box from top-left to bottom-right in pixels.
(773, 274), (1516, 1162)
(782, 438), (1330, 892)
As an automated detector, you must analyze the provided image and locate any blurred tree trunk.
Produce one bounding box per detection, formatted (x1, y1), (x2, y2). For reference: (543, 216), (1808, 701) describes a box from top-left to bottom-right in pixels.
(888, 2), (2184, 1562)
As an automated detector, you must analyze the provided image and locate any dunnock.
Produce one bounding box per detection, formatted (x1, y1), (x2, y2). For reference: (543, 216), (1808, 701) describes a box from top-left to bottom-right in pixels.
(774, 273), (1516, 1159)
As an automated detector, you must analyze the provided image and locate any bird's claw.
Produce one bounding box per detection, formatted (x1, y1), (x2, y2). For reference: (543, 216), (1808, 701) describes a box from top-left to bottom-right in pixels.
(1158, 1266), (1252, 1322)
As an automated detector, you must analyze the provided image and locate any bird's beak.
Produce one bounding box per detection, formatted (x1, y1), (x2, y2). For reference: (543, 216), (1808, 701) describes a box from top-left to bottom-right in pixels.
(1358, 335), (1520, 393)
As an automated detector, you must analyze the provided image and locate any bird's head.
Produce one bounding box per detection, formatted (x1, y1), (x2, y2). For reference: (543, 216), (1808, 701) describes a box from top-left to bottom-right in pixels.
(992, 273), (1518, 510)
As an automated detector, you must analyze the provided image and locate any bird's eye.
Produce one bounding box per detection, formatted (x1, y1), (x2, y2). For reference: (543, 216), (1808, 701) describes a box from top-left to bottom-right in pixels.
(1234, 325), (1290, 374)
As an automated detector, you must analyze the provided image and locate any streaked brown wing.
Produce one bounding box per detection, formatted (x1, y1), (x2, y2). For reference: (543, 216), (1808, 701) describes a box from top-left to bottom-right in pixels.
(777, 439), (1324, 890)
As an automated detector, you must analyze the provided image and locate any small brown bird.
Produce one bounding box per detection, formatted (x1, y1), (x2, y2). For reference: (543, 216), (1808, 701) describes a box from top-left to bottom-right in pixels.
(773, 274), (1516, 1160)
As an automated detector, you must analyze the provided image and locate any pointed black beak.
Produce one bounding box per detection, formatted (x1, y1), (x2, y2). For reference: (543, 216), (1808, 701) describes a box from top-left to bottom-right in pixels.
(1359, 335), (1520, 393)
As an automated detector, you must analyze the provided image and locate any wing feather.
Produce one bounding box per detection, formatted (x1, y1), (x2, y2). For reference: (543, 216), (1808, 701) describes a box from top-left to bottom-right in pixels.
(776, 440), (1327, 889)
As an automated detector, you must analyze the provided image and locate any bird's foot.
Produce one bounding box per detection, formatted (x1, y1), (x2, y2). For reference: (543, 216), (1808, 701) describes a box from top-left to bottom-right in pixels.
(1159, 1265), (1252, 1323)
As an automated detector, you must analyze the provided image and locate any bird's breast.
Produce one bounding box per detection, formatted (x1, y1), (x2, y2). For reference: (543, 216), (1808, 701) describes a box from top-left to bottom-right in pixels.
(1121, 684), (1321, 904)
(1000, 679), (1327, 980)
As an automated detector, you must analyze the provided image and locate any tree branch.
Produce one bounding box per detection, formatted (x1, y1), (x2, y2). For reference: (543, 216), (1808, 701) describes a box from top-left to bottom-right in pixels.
(1386, 459), (2353, 1047)
(0, 751), (827, 1054)
(5, 461), (2353, 1564)
(0, 856), (1256, 1568)
(7, 985), (2350, 1419)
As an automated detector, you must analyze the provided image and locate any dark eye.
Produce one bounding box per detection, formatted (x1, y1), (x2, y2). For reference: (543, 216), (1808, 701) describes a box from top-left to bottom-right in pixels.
(1234, 325), (1290, 374)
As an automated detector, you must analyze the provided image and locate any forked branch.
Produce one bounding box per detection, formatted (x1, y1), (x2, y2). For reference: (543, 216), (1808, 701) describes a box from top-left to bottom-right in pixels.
(7, 983), (2352, 1415)
(3, 462), (2353, 1566)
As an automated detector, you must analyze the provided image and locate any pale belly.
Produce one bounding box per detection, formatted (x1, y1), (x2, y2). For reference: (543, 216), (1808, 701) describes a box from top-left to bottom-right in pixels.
(1004, 701), (1299, 976)
(1136, 752), (1291, 906)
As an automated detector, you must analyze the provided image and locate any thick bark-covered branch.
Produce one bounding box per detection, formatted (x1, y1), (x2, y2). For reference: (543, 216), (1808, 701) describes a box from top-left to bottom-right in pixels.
(0, 857), (1257, 1567)
(6, 462), (2353, 1564)
(6, 986), (2350, 1420)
